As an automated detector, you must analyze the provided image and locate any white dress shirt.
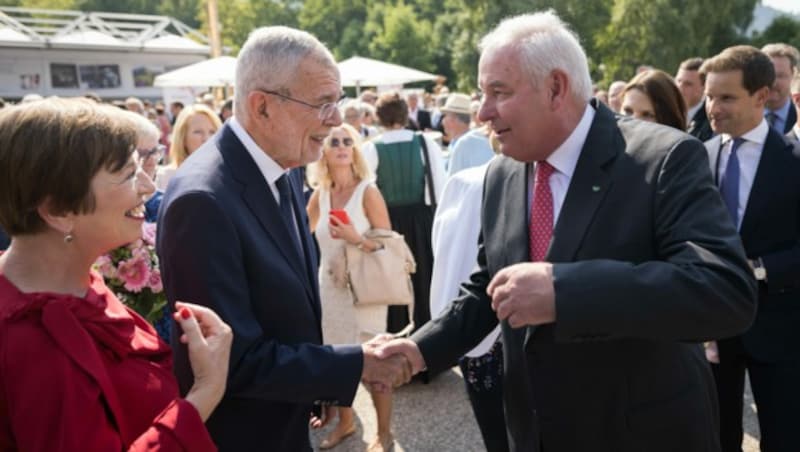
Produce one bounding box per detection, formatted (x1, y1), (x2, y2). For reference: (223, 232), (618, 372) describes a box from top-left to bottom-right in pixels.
(528, 104), (596, 224)
(361, 129), (447, 205)
(703, 119), (768, 231)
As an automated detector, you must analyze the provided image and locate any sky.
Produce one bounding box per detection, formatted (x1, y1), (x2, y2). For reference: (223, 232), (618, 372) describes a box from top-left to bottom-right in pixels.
(762, 0), (800, 14)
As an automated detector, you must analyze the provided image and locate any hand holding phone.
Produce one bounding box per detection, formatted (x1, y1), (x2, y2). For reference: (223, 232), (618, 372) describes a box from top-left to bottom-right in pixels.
(329, 209), (351, 226)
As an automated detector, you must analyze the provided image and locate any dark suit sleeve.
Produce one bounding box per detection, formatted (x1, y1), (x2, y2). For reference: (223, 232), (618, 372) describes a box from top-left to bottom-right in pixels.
(760, 190), (800, 294)
(552, 138), (757, 342)
(158, 191), (362, 406)
(412, 233), (499, 375)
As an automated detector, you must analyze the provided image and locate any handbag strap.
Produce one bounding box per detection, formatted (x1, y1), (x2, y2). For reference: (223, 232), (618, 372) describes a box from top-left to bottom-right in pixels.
(417, 132), (437, 207)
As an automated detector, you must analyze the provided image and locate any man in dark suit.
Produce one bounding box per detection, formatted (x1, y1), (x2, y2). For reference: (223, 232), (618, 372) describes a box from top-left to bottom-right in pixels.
(406, 91), (432, 131)
(677, 57), (714, 142)
(375, 11), (757, 452)
(157, 27), (409, 452)
(762, 43), (798, 134)
(702, 45), (800, 452)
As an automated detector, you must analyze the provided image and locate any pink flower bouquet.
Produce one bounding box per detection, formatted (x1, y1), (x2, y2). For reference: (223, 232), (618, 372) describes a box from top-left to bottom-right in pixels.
(95, 222), (166, 324)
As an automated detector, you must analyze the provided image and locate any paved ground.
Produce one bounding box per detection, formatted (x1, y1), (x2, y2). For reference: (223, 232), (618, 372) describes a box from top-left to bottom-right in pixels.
(311, 368), (761, 452)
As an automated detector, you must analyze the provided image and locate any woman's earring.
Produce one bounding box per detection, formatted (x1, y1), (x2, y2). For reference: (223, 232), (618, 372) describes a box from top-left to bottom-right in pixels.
(64, 232), (74, 244)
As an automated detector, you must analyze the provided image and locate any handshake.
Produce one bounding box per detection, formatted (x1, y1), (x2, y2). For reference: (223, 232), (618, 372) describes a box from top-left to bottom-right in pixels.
(360, 335), (426, 392)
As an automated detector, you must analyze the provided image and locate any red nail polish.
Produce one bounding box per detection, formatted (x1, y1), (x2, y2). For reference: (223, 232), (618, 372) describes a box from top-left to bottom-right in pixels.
(179, 307), (191, 319)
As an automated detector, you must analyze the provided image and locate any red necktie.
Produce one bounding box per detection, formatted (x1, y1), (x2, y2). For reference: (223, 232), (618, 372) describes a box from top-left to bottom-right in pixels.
(529, 161), (555, 261)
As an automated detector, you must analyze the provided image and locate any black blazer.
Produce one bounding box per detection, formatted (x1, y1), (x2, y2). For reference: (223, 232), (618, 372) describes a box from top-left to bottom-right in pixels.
(407, 108), (432, 131)
(157, 124), (363, 452)
(706, 128), (800, 361)
(413, 101), (757, 452)
(688, 100), (714, 142)
(785, 103), (798, 134)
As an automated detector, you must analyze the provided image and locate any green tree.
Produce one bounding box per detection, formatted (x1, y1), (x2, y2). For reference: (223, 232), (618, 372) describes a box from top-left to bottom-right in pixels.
(751, 15), (800, 49)
(298, 0), (370, 59)
(157, 0), (202, 28)
(595, 0), (757, 85)
(367, 1), (434, 72)
(206, 0), (299, 55)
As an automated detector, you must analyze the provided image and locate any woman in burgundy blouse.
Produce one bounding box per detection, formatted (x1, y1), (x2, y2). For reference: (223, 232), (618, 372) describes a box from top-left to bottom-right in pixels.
(0, 98), (232, 451)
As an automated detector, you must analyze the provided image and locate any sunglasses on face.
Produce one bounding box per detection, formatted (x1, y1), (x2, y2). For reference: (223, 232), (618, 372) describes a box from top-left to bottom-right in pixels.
(137, 144), (166, 160)
(329, 137), (354, 148)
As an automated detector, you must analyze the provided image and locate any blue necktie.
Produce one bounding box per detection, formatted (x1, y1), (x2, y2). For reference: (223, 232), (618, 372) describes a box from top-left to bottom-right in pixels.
(720, 137), (745, 226)
(765, 111), (778, 130)
(275, 174), (304, 261)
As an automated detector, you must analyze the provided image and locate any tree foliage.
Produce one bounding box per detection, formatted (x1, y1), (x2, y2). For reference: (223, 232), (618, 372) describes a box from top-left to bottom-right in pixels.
(1, 0), (779, 91)
(751, 15), (800, 49)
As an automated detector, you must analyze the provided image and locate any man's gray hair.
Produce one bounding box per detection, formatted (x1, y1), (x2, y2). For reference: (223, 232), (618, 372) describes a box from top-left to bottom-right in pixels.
(123, 109), (160, 143)
(479, 10), (593, 102)
(234, 26), (337, 118)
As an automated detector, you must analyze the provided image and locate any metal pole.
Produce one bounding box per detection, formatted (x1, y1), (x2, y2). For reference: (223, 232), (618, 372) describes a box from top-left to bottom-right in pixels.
(207, 0), (223, 105)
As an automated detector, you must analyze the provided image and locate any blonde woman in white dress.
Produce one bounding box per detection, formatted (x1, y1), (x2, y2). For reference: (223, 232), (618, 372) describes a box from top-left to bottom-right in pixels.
(307, 123), (396, 452)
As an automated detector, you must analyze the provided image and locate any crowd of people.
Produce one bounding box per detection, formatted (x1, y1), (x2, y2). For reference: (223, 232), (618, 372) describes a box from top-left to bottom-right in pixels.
(0, 9), (799, 452)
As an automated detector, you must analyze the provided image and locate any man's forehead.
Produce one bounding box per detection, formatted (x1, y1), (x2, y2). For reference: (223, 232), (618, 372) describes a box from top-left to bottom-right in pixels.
(478, 48), (520, 88)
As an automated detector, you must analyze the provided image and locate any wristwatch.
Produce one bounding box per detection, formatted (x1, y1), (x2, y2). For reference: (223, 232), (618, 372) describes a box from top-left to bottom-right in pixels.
(750, 258), (767, 281)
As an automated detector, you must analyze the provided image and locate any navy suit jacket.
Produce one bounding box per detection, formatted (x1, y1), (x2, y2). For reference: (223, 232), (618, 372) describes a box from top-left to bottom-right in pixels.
(784, 103), (797, 134)
(707, 128), (800, 361)
(157, 124), (363, 452)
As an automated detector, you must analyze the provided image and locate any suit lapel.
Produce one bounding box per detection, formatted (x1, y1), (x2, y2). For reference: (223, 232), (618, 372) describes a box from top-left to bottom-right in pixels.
(546, 102), (617, 263)
(524, 101), (618, 347)
(217, 126), (318, 306)
(740, 129), (793, 239)
(287, 169), (322, 319)
(786, 104), (797, 134)
(500, 159), (532, 268)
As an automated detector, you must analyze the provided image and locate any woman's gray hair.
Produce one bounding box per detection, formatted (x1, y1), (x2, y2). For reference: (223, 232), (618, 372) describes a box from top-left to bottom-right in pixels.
(235, 26), (337, 118)
(479, 10), (593, 102)
(122, 109), (160, 143)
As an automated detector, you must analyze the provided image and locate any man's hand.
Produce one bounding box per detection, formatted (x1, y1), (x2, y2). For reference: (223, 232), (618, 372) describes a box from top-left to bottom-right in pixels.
(487, 262), (556, 328)
(375, 338), (426, 375)
(361, 342), (412, 393)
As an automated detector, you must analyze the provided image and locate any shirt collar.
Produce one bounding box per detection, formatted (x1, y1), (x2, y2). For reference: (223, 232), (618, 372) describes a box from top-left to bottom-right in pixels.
(229, 116), (287, 185)
(765, 98), (791, 120)
(545, 104), (596, 179)
(721, 118), (769, 147)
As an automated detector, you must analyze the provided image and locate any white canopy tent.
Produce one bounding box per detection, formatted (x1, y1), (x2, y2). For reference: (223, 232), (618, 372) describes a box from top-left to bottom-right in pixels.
(153, 56), (236, 87)
(337, 56), (438, 94)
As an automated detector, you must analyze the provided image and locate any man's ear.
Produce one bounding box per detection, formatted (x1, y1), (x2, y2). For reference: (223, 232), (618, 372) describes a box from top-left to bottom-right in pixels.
(36, 198), (75, 236)
(548, 69), (571, 110)
(248, 90), (269, 120)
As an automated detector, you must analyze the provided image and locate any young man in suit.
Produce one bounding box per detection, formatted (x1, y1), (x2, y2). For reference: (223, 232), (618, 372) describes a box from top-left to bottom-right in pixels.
(702, 45), (800, 452)
(374, 11), (757, 452)
(677, 57), (714, 142)
(762, 43), (799, 134)
(157, 27), (410, 452)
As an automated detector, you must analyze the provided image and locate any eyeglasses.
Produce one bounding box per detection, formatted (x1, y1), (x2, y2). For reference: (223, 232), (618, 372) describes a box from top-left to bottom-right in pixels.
(329, 137), (354, 148)
(257, 89), (345, 120)
(137, 144), (166, 160)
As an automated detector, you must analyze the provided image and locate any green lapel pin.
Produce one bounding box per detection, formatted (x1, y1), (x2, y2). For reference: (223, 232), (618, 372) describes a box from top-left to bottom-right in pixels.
(592, 185), (601, 192)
